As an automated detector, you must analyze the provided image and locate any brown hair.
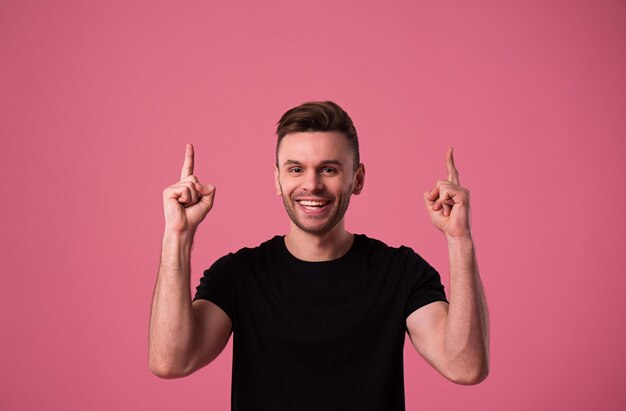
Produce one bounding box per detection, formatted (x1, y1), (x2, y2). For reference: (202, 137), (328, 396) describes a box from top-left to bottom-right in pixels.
(275, 101), (360, 169)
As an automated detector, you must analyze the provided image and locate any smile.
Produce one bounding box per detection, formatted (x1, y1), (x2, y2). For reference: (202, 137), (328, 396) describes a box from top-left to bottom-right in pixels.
(296, 199), (331, 211)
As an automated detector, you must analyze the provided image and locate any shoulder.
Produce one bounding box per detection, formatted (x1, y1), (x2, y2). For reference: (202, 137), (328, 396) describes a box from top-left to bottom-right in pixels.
(219, 235), (284, 264)
(355, 234), (435, 278)
(356, 234), (424, 260)
(231, 235), (282, 255)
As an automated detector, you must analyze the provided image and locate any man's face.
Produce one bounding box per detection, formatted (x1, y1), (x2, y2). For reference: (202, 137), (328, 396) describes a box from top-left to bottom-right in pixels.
(274, 131), (365, 236)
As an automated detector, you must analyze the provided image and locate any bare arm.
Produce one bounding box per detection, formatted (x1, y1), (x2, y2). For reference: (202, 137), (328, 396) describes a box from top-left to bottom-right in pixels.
(407, 238), (488, 384)
(148, 144), (231, 378)
(406, 148), (489, 385)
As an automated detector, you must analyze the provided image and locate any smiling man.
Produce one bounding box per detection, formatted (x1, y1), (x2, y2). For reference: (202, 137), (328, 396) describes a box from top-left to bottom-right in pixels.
(149, 101), (489, 410)
(274, 128), (364, 260)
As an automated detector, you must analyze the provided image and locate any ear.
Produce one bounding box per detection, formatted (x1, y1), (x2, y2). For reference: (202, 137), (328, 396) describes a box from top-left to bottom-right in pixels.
(273, 164), (282, 196)
(352, 163), (365, 195)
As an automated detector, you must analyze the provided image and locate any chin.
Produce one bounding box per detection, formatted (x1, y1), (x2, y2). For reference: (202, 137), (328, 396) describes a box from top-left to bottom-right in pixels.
(293, 218), (341, 236)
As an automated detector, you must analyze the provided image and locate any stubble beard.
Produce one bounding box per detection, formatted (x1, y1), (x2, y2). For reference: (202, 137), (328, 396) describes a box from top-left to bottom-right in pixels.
(279, 184), (353, 236)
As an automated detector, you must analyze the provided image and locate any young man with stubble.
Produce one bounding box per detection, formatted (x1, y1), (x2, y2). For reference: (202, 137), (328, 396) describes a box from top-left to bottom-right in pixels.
(149, 101), (489, 410)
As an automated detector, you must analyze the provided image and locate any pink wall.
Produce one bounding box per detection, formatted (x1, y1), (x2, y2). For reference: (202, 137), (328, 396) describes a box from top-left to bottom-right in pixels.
(1, 0), (625, 409)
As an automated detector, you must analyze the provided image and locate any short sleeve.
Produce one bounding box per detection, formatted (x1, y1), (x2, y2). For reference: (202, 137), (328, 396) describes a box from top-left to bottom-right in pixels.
(193, 255), (235, 322)
(402, 248), (448, 320)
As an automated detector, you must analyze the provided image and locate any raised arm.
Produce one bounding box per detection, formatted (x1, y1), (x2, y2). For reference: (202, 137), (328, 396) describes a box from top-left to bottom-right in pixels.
(406, 148), (489, 385)
(149, 144), (231, 378)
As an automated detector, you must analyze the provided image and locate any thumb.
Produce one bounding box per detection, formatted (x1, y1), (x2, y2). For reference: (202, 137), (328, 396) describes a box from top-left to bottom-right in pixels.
(195, 183), (216, 208)
(195, 183), (216, 196)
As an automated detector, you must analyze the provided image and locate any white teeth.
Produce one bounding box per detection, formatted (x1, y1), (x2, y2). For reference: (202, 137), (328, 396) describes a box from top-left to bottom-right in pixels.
(299, 200), (327, 206)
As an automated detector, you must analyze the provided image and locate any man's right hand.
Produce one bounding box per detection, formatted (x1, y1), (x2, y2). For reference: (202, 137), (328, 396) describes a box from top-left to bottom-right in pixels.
(162, 144), (215, 236)
(151, 144), (229, 379)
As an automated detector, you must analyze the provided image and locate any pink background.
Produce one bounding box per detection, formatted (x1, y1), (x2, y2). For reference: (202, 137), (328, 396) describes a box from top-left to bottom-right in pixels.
(1, 0), (625, 409)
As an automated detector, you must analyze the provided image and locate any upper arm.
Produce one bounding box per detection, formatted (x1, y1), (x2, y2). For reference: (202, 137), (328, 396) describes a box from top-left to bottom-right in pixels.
(406, 301), (449, 375)
(187, 299), (232, 374)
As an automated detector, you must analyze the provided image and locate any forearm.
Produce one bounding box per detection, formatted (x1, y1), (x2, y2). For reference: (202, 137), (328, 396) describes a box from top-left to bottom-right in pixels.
(149, 232), (197, 377)
(443, 235), (489, 383)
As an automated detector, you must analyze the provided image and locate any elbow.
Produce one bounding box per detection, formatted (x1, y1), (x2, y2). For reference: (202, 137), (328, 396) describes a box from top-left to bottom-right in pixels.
(450, 367), (489, 385)
(149, 354), (194, 379)
(149, 362), (192, 379)
(446, 361), (489, 385)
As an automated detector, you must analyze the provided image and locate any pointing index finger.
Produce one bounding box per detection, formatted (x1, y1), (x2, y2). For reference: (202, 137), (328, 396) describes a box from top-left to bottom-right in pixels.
(446, 147), (460, 185)
(181, 143), (194, 180)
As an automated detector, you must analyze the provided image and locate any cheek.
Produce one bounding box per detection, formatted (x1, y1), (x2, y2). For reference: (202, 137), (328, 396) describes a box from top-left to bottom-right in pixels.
(338, 177), (355, 191)
(278, 178), (296, 193)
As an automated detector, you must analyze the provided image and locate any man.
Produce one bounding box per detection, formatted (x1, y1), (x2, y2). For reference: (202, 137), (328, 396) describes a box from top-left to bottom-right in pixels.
(149, 101), (489, 410)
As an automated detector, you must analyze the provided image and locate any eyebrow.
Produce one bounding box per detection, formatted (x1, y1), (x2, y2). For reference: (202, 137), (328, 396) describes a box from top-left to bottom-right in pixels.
(282, 159), (344, 167)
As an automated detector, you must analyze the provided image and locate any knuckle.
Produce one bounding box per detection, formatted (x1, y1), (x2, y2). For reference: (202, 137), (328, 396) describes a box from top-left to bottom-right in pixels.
(163, 186), (178, 196)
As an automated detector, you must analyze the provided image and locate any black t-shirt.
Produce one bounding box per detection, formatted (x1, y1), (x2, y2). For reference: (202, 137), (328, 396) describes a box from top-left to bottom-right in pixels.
(193, 234), (448, 411)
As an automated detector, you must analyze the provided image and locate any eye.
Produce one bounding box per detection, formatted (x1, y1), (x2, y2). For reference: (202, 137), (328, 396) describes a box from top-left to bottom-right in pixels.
(321, 167), (337, 174)
(288, 167), (303, 174)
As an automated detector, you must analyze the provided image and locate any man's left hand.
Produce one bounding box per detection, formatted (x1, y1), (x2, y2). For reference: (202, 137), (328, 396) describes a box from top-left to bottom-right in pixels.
(424, 148), (472, 238)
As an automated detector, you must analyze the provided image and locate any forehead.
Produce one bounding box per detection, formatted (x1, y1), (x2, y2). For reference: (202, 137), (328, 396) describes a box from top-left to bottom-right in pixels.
(277, 131), (352, 166)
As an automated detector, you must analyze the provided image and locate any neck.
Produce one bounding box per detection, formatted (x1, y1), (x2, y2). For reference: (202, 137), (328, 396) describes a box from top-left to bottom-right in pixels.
(284, 222), (354, 262)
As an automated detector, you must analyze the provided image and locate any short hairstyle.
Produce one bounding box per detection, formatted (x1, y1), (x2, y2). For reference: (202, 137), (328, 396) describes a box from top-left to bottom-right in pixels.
(275, 101), (360, 169)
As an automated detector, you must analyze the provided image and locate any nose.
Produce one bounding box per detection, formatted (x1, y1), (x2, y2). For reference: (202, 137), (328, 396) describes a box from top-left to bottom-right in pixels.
(302, 170), (323, 192)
